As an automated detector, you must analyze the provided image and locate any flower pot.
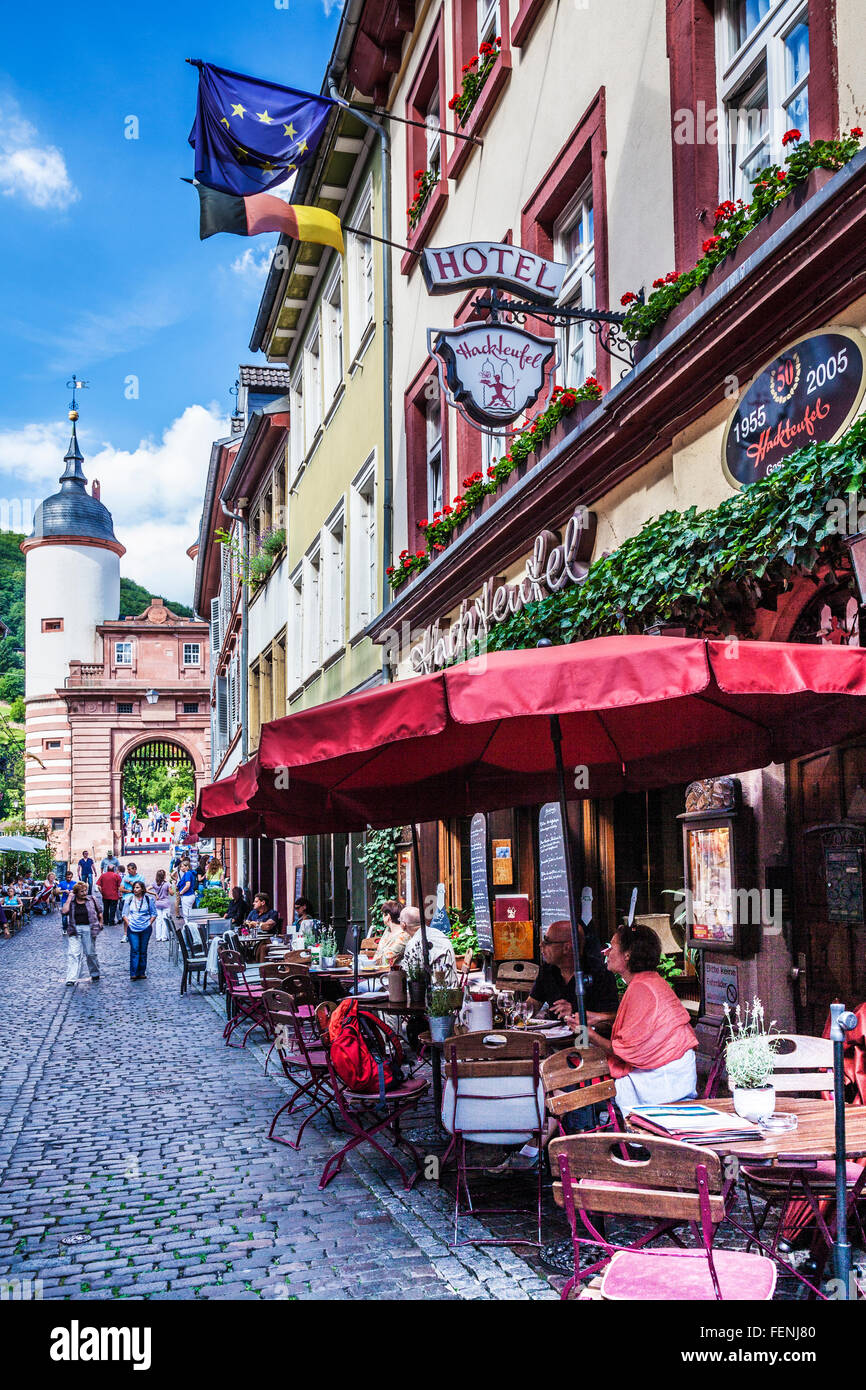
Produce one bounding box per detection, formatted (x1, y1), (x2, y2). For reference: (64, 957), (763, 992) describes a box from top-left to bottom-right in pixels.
(408, 978), (427, 1005)
(732, 1084), (776, 1123)
(428, 1013), (456, 1044)
(321, 956), (336, 969)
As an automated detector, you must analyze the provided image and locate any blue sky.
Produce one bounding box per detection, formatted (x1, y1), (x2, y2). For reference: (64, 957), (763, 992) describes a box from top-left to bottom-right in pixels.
(0, 0), (341, 601)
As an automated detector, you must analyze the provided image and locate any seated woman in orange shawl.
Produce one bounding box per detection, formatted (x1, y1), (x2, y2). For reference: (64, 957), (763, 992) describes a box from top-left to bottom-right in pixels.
(575, 922), (698, 1116)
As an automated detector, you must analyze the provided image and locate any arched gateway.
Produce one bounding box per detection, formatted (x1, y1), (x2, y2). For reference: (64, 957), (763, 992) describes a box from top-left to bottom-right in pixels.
(119, 739), (198, 855)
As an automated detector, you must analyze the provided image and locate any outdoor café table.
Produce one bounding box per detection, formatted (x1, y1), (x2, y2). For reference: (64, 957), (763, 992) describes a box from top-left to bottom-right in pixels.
(624, 1097), (866, 1162)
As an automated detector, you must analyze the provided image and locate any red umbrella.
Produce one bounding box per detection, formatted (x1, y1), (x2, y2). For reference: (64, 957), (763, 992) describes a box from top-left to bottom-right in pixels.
(243, 636), (866, 821)
(195, 636), (866, 1017)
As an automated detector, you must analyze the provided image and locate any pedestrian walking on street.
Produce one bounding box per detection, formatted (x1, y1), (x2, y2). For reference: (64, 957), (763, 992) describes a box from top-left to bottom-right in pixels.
(122, 880), (157, 980)
(175, 857), (197, 922)
(63, 882), (103, 985)
(120, 862), (145, 943)
(95, 863), (122, 926)
(150, 869), (172, 942)
(77, 848), (95, 892)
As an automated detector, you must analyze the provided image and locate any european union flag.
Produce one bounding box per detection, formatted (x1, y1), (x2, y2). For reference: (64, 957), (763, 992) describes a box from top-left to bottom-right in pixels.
(188, 61), (334, 198)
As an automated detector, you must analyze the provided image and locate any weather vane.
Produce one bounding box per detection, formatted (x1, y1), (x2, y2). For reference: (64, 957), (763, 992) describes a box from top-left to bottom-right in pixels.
(66, 374), (89, 418)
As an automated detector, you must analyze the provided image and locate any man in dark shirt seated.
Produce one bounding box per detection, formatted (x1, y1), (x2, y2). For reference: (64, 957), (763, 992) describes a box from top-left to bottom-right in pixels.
(243, 891), (281, 935)
(528, 918), (619, 1028)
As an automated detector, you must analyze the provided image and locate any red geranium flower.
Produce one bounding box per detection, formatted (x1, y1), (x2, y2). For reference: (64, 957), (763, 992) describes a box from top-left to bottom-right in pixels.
(399, 549), (408, 558)
(418, 519), (429, 529)
(620, 291), (637, 305)
(702, 235), (722, 253)
(386, 566), (395, 575)
(665, 271), (680, 283)
(413, 168), (424, 179)
(781, 129), (801, 146)
(415, 551), (426, 559)
(433, 543), (446, 552)
(714, 200), (737, 220)
(433, 511), (441, 519)
(852, 127), (864, 138)
(443, 505), (453, 514)
(487, 466), (496, 476)
(652, 278), (666, 289)
(479, 41), (492, 54)
(448, 95), (460, 110)
(585, 376), (599, 388)
(776, 171), (787, 182)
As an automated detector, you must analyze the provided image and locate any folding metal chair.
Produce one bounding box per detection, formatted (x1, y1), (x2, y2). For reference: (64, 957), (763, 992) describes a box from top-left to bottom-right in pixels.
(174, 922), (208, 996)
(220, 949), (269, 1048)
(312, 1001), (429, 1191)
(262, 989), (336, 1150)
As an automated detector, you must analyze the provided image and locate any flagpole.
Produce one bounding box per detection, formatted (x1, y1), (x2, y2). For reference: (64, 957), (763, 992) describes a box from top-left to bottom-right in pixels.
(343, 224), (419, 258)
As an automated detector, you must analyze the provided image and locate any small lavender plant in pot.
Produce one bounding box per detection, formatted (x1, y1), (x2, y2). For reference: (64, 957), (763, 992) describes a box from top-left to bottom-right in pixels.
(725, 998), (779, 1122)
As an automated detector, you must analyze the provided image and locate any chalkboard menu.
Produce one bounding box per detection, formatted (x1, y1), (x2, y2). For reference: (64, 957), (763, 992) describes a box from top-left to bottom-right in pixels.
(470, 812), (494, 952)
(539, 802), (571, 934)
(722, 328), (866, 488)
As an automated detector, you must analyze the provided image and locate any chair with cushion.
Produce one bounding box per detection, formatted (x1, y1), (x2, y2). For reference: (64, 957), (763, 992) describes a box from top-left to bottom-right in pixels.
(549, 1131), (777, 1301)
(441, 1030), (546, 1246)
(740, 1033), (866, 1269)
(174, 922), (208, 996)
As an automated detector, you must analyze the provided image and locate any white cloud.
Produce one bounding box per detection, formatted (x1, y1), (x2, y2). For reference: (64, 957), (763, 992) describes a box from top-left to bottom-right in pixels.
(230, 244), (273, 284)
(0, 97), (78, 210)
(0, 404), (228, 604)
(322, 0), (345, 15)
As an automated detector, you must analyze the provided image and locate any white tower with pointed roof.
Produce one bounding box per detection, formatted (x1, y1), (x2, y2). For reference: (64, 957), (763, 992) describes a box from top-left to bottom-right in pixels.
(21, 395), (124, 857)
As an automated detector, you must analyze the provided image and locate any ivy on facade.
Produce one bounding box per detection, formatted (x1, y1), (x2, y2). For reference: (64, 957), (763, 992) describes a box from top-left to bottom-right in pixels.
(482, 412), (866, 653)
(360, 826), (402, 922)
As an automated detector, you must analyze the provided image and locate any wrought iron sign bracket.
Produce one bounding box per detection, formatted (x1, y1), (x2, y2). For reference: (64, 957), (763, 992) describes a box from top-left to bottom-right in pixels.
(472, 288), (640, 375)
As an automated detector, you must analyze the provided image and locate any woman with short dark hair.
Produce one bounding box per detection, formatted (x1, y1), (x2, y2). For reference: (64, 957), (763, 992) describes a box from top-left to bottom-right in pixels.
(580, 923), (698, 1116)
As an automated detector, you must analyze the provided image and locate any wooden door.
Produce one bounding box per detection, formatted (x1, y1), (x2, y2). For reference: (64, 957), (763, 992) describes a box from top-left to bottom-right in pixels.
(790, 741), (866, 1032)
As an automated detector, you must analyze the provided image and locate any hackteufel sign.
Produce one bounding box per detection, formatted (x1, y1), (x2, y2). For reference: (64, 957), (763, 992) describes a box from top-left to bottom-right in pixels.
(421, 241), (567, 303)
(409, 508), (597, 675)
(428, 323), (557, 429)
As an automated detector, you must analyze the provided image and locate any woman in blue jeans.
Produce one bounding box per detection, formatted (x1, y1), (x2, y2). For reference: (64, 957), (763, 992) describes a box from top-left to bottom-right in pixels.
(122, 880), (157, 980)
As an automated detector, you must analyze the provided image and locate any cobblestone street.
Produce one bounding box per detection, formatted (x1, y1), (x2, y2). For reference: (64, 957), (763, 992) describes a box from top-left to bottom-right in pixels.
(0, 915), (557, 1301)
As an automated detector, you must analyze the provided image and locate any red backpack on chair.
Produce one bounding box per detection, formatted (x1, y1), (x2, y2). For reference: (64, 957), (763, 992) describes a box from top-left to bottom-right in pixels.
(328, 998), (405, 1097)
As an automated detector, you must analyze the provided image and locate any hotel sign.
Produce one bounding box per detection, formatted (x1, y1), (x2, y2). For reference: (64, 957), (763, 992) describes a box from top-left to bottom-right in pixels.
(428, 323), (557, 429)
(722, 327), (866, 488)
(410, 508), (596, 675)
(421, 241), (566, 302)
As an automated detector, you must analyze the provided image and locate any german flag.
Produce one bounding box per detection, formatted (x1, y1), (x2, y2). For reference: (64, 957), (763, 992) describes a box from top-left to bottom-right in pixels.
(191, 181), (344, 254)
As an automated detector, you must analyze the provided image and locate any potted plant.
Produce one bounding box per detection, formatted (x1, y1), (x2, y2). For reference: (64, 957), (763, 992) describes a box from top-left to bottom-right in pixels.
(406, 959), (427, 1006)
(320, 929), (337, 969)
(450, 902), (480, 971)
(428, 983), (462, 1043)
(724, 998), (779, 1122)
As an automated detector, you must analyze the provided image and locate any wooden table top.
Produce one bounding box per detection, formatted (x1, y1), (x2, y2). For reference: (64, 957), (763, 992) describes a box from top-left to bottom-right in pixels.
(627, 1097), (866, 1161)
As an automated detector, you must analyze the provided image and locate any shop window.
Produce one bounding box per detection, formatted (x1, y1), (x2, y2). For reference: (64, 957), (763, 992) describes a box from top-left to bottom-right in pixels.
(718, 0), (810, 201)
(553, 178), (596, 388)
(612, 786), (688, 925)
(521, 90), (610, 389)
(403, 15), (448, 270)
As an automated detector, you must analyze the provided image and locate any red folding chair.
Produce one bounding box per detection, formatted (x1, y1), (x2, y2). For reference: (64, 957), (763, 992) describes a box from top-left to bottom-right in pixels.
(313, 1001), (429, 1191)
(549, 1131), (777, 1301)
(220, 949), (269, 1049)
(262, 989), (336, 1150)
